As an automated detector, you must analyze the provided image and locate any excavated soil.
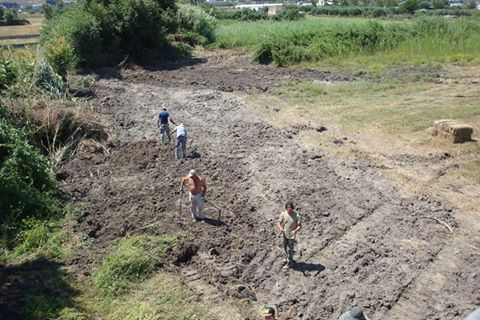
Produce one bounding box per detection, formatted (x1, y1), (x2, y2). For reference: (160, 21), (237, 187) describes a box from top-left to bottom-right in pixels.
(58, 56), (480, 320)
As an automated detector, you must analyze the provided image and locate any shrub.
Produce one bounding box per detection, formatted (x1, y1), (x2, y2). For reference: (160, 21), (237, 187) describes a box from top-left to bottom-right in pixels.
(4, 9), (17, 25)
(400, 0), (420, 13)
(0, 57), (16, 91)
(93, 235), (177, 295)
(274, 5), (304, 21)
(73, 75), (95, 90)
(177, 4), (216, 44)
(41, 6), (103, 67)
(42, 3), (54, 19)
(43, 36), (75, 80)
(0, 120), (60, 245)
(35, 62), (67, 99)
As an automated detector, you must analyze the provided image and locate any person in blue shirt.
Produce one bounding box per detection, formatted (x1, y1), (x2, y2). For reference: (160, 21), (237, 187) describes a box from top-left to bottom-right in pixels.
(157, 107), (176, 143)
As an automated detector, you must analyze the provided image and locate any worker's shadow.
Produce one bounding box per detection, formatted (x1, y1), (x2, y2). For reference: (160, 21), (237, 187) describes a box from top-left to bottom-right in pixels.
(204, 217), (227, 227)
(291, 261), (325, 277)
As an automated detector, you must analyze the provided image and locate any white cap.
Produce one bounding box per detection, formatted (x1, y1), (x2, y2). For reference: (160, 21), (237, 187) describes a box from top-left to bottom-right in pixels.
(188, 170), (197, 177)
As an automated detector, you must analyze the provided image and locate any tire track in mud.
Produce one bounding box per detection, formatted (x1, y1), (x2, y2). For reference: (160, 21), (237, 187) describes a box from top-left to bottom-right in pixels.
(60, 77), (479, 320)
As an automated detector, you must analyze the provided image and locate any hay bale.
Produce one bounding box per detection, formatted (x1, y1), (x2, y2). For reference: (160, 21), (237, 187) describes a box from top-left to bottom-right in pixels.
(430, 119), (473, 143)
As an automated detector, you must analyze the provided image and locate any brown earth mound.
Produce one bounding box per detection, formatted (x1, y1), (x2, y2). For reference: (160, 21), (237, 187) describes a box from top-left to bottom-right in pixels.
(56, 57), (479, 320)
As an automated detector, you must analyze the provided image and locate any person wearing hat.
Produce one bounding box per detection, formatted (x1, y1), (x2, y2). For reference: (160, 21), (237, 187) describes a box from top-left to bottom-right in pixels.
(338, 306), (370, 320)
(157, 106), (176, 143)
(171, 123), (188, 160)
(277, 201), (301, 269)
(262, 306), (277, 320)
(179, 169), (207, 223)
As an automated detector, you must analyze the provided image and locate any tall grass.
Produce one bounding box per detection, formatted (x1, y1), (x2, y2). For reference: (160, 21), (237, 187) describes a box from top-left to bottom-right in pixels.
(213, 16), (480, 67)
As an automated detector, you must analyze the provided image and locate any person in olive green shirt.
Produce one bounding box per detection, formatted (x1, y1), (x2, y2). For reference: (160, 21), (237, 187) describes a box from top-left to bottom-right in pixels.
(277, 201), (301, 269)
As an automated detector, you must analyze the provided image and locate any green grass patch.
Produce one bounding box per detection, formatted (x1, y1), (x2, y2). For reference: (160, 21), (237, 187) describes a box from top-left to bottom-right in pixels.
(75, 271), (212, 320)
(93, 235), (178, 296)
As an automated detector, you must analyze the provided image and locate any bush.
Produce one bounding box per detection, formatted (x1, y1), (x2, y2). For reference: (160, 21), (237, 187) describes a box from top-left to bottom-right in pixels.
(0, 120), (60, 246)
(43, 36), (75, 80)
(400, 0), (420, 13)
(0, 57), (16, 91)
(4, 9), (16, 24)
(93, 235), (177, 295)
(41, 6), (103, 67)
(177, 4), (216, 44)
(274, 5), (304, 21)
(35, 62), (67, 99)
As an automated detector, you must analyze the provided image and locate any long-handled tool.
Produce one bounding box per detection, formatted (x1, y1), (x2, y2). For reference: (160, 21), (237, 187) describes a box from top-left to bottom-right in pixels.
(176, 190), (185, 225)
(204, 198), (222, 220)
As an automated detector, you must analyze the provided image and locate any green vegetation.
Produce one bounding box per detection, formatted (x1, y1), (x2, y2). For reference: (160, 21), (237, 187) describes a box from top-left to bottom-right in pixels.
(206, 5), (303, 21)
(214, 16), (480, 68)
(75, 271), (211, 320)
(0, 115), (60, 248)
(0, 8), (29, 26)
(41, 0), (217, 68)
(307, 5), (401, 17)
(93, 235), (177, 295)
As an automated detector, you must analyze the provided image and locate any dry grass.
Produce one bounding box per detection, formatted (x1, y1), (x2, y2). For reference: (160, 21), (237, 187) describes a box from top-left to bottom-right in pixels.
(245, 65), (480, 217)
(0, 16), (43, 46)
(0, 17), (43, 37)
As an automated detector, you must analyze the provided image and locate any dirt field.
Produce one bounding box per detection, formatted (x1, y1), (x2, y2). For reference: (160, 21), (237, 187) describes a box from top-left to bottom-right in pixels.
(57, 54), (480, 319)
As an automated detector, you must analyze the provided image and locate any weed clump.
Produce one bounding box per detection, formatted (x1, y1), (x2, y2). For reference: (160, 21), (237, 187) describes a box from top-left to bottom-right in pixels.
(93, 235), (177, 295)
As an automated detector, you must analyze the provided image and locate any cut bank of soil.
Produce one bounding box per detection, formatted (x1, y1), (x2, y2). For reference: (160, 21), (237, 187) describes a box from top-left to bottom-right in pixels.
(58, 56), (480, 320)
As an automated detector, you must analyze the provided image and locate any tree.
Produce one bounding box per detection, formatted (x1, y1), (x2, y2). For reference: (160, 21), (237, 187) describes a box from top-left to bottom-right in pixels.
(4, 9), (17, 25)
(419, 1), (430, 8)
(385, 0), (397, 6)
(0, 8), (4, 20)
(466, 0), (477, 9)
(432, 0), (447, 9)
(400, 0), (419, 13)
(42, 3), (54, 19)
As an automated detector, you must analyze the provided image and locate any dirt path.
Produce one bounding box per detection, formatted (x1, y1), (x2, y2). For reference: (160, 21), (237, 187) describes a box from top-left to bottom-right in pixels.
(59, 58), (479, 320)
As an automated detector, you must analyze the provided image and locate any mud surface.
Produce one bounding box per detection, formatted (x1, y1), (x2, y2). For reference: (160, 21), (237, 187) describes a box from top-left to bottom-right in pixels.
(59, 57), (480, 320)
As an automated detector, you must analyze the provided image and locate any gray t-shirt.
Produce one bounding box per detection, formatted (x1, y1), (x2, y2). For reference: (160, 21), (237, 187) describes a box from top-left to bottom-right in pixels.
(176, 125), (187, 138)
